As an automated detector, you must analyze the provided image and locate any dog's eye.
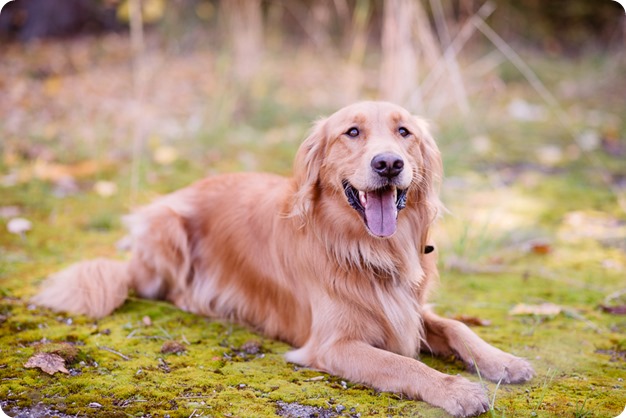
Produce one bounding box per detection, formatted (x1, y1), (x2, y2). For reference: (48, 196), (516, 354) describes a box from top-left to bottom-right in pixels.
(345, 127), (360, 138)
(398, 127), (411, 138)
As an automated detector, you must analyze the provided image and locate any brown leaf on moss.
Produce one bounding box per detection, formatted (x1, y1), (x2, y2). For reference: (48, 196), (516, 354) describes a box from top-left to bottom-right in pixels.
(24, 353), (69, 375)
(452, 315), (492, 327)
(34, 342), (80, 363)
(528, 240), (552, 255)
(599, 305), (626, 315)
(28, 159), (105, 182)
(160, 340), (186, 354)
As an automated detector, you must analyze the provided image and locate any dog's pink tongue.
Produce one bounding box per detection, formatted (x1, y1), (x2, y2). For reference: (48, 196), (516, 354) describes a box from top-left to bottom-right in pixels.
(365, 189), (397, 237)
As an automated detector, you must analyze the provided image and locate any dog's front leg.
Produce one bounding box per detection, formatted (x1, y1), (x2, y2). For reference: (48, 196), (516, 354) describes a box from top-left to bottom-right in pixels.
(422, 309), (534, 384)
(290, 340), (489, 417)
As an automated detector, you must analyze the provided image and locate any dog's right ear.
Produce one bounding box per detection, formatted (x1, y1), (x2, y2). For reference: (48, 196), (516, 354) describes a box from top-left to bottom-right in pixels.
(288, 118), (328, 220)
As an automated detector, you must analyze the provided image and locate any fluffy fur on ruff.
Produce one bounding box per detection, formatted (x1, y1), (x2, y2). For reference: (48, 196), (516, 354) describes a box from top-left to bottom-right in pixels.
(33, 102), (533, 417)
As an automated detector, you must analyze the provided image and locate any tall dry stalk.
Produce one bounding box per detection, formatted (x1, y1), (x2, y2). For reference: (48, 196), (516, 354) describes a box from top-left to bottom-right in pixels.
(430, 0), (469, 114)
(410, 1), (442, 111)
(379, 0), (418, 105)
(129, 0), (145, 204)
(413, 1), (441, 71)
(341, 0), (372, 102)
(410, 1), (495, 113)
(221, 0), (264, 82)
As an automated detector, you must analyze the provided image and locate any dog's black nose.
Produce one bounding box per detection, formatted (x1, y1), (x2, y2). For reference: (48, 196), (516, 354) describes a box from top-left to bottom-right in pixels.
(371, 153), (404, 179)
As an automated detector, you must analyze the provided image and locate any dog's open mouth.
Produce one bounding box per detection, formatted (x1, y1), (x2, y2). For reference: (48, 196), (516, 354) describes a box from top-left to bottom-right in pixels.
(343, 180), (408, 238)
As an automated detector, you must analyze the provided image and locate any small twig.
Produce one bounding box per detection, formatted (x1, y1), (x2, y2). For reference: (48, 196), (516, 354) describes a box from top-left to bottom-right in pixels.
(472, 16), (573, 134)
(533, 368), (557, 414)
(158, 357), (171, 373)
(491, 377), (503, 413)
(98, 346), (131, 361)
(174, 395), (212, 400)
(126, 334), (168, 341)
(562, 308), (603, 333)
(412, 1), (496, 110)
(157, 325), (172, 340)
(605, 288), (626, 305)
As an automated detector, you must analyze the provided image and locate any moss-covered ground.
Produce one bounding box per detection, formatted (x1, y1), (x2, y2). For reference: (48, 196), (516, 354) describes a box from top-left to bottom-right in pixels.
(1, 33), (625, 417)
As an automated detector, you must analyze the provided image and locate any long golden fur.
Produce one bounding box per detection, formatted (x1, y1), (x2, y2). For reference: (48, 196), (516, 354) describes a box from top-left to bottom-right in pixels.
(33, 102), (533, 417)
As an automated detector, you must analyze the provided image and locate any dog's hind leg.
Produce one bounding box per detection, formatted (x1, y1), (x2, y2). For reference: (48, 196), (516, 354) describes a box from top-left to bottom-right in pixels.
(124, 204), (193, 309)
(32, 203), (193, 318)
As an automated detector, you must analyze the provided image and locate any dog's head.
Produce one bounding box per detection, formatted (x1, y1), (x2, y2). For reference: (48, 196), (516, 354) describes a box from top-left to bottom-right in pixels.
(291, 101), (442, 239)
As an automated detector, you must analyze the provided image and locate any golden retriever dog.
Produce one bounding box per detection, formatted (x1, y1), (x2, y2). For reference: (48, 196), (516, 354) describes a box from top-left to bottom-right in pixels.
(33, 101), (533, 417)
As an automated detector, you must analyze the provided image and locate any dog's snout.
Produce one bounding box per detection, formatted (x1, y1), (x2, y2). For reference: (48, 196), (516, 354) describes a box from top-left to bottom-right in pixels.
(371, 153), (404, 179)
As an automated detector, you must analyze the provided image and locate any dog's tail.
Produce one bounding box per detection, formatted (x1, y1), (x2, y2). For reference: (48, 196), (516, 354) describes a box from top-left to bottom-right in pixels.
(31, 258), (132, 319)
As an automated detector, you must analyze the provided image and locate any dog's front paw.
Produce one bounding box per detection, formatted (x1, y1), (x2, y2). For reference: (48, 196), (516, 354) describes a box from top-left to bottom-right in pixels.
(477, 353), (534, 384)
(427, 375), (489, 417)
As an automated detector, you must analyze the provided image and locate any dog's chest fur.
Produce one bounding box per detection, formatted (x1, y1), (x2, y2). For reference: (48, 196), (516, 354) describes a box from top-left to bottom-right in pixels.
(322, 239), (424, 357)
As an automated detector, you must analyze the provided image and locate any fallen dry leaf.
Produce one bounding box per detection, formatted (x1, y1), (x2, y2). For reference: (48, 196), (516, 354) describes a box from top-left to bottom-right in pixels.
(33, 342), (80, 363)
(509, 303), (562, 316)
(153, 145), (179, 165)
(528, 240), (552, 255)
(31, 159), (102, 182)
(599, 305), (626, 315)
(10, 159), (115, 186)
(93, 180), (118, 197)
(24, 353), (69, 375)
(559, 210), (626, 242)
(536, 145), (563, 166)
(160, 340), (186, 354)
(7, 217), (32, 235)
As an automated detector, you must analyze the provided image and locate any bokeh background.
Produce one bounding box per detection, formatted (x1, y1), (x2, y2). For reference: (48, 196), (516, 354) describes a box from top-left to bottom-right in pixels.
(1, 1), (625, 417)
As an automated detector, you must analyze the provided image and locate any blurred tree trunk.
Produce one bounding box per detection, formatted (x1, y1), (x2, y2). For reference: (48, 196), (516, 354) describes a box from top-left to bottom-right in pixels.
(221, 0), (264, 82)
(379, 0), (418, 105)
(343, 0), (371, 102)
(415, 0), (441, 70)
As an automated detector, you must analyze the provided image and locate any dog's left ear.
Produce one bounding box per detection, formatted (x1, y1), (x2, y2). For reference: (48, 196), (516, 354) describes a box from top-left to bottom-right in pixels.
(412, 117), (445, 245)
(413, 117), (443, 197)
(288, 118), (328, 219)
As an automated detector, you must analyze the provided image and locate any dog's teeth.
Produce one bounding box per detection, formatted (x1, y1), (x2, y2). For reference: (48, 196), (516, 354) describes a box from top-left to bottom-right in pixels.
(393, 188), (397, 201)
(359, 191), (367, 207)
